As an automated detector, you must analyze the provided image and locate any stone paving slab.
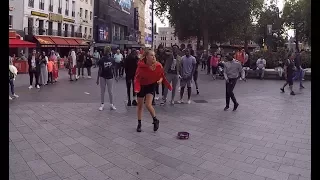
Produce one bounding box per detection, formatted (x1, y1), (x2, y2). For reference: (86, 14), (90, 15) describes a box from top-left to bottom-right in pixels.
(10, 70), (311, 180)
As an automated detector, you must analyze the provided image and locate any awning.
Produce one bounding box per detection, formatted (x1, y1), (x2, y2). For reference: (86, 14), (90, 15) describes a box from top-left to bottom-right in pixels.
(50, 37), (69, 47)
(75, 38), (90, 47)
(34, 36), (55, 47)
(9, 38), (36, 48)
(64, 38), (79, 47)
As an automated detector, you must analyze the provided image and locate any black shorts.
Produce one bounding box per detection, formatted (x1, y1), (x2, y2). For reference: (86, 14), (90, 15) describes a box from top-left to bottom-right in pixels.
(137, 83), (157, 98)
(287, 74), (293, 86)
(193, 71), (198, 81)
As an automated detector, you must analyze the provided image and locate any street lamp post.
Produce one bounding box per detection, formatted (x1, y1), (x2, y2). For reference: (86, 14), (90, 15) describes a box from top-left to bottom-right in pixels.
(151, 0), (154, 50)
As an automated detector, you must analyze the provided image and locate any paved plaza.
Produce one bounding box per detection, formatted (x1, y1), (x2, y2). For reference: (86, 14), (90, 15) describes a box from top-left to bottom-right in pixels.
(9, 69), (311, 180)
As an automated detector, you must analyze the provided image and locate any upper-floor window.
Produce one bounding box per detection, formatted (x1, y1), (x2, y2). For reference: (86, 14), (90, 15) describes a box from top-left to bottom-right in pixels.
(85, 0), (88, 3)
(9, 15), (13, 29)
(58, 0), (62, 13)
(72, 1), (75, 17)
(39, 0), (44, 10)
(49, 0), (53, 12)
(65, 0), (69, 15)
(79, 8), (83, 18)
(90, 11), (92, 20)
(85, 10), (88, 19)
(28, 0), (34, 8)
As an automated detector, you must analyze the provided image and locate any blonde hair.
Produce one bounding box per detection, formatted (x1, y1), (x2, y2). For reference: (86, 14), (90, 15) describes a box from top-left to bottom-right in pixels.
(142, 49), (155, 63)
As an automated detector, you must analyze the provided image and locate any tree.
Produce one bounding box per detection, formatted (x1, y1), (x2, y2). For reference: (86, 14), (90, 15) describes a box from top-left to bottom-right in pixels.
(282, 0), (311, 51)
(155, 0), (263, 51)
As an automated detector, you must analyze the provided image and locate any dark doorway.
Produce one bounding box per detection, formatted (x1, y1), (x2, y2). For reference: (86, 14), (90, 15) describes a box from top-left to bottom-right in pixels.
(48, 22), (53, 35)
(58, 23), (62, 36)
(38, 20), (44, 35)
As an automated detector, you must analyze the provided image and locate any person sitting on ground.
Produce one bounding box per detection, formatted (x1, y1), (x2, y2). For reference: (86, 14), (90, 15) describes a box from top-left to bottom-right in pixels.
(256, 55), (266, 79)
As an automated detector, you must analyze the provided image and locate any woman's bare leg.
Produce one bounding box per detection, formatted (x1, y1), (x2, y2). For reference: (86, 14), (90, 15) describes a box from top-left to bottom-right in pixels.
(136, 97), (144, 132)
(145, 93), (159, 131)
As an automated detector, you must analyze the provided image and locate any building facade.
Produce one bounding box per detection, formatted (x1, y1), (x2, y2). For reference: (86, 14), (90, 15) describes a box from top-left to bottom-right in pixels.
(134, 0), (145, 46)
(144, 0), (152, 47)
(93, 0), (139, 49)
(154, 27), (179, 49)
(75, 0), (94, 41)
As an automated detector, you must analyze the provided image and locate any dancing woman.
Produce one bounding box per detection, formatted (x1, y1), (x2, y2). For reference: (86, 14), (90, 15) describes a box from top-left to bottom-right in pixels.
(134, 49), (172, 132)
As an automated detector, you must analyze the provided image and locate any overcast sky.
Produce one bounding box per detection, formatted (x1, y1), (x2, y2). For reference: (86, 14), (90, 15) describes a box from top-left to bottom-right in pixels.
(154, 0), (294, 37)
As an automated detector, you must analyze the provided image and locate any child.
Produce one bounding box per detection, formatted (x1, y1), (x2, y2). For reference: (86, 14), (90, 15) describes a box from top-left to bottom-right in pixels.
(47, 60), (54, 84)
(9, 60), (19, 100)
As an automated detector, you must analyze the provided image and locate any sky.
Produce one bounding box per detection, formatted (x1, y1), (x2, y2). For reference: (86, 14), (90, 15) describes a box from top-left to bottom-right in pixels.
(154, 0), (294, 37)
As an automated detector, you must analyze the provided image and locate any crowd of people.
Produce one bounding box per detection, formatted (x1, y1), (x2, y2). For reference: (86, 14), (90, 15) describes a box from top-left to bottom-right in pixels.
(9, 43), (307, 132)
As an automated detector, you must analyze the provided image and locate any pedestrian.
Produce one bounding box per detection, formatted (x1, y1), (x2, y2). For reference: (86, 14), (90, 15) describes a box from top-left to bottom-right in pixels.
(234, 48), (246, 80)
(96, 46), (116, 111)
(69, 50), (77, 81)
(292, 51), (305, 89)
(113, 49), (123, 81)
(39, 51), (48, 86)
(178, 49), (197, 104)
(9, 57), (19, 100)
(76, 49), (85, 79)
(193, 49), (200, 95)
(28, 49), (40, 89)
(134, 49), (172, 132)
(49, 50), (58, 82)
(210, 52), (219, 80)
(93, 49), (100, 68)
(124, 48), (139, 106)
(84, 51), (93, 78)
(275, 60), (284, 79)
(161, 45), (181, 105)
(200, 50), (208, 71)
(256, 55), (266, 79)
(155, 44), (166, 101)
(47, 59), (54, 84)
(281, 53), (296, 95)
(223, 53), (245, 111)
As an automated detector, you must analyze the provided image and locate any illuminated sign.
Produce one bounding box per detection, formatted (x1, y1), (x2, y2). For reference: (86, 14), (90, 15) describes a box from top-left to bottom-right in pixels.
(49, 13), (63, 23)
(63, 18), (75, 23)
(31, 11), (48, 18)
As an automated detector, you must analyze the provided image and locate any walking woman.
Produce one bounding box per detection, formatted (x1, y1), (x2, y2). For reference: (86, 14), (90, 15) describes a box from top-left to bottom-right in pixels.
(39, 51), (48, 86)
(280, 53), (296, 95)
(96, 46), (116, 111)
(49, 50), (59, 82)
(134, 49), (172, 132)
(210, 52), (219, 80)
(28, 49), (40, 89)
(69, 50), (77, 81)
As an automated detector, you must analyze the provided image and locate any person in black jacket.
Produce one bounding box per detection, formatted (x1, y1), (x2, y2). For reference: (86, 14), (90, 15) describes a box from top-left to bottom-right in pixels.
(27, 49), (41, 89)
(84, 51), (93, 78)
(124, 48), (139, 106)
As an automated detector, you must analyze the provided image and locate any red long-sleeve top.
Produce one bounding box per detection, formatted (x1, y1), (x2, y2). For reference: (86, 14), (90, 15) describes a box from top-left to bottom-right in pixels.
(134, 60), (172, 93)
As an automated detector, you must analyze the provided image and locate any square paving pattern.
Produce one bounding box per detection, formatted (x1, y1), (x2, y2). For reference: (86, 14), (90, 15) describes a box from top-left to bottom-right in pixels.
(10, 71), (311, 180)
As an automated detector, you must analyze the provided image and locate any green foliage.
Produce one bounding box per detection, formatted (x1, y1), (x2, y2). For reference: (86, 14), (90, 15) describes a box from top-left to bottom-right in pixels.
(251, 48), (311, 68)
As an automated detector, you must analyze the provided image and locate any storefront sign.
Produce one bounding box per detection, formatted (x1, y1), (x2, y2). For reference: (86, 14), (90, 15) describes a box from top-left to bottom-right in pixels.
(63, 18), (75, 23)
(31, 11), (48, 18)
(49, 13), (63, 23)
(114, 0), (132, 14)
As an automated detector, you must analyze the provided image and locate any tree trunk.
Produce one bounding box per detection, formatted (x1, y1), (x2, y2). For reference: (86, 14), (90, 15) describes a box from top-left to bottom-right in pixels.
(197, 35), (201, 50)
(203, 27), (209, 51)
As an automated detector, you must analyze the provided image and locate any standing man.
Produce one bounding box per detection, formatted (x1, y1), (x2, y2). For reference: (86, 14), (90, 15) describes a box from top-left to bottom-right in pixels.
(161, 45), (181, 105)
(113, 49), (123, 81)
(256, 55), (266, 79)
(93, 49), (101, 68)
(178, 49), (197, 104)
(223, 53), (245, 111)
(124, 49), (139, 106)
(76, 49), (85, 79)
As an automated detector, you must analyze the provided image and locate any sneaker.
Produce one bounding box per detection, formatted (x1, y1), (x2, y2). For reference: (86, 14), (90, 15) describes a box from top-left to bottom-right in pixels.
(280, 88), (285, 93)
(137, 121), (142, 132)
(132, 100), (138, 106)
(290, 91), (295, 96)
(155, 96), (159, 101)
(233, 103), (239, 111)
(170, 100), (175, 105)
(9, 96), (13, 100)
(99, 104), (104, 111)
(177, 99), (184, 104)
(196, 89), (199, 95)
(36, 85), (40, 89)
(28, 85), (33, 89)
(12, 94), (19, 98)
(224, 106), (229, 111)
(300, 85), (305, 89)
(187, 100), (191, 104)
(153, 118), (160, 132)
(127, 100), (132, 106)
(160, 99), (166, 106)
(88, 76), (92, 79)
(110, 104), (116, 110)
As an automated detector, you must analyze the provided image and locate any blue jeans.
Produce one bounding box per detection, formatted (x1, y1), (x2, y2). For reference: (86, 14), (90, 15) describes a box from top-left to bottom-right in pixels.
(292, 69), (303, 86)
(9, 79), (14, 95)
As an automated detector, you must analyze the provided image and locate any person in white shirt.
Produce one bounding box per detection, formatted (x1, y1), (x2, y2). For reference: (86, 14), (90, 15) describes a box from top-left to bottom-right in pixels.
(113, 49), (123, 80)
(93, 49), (100, 68)
(256, 56), (266, 79)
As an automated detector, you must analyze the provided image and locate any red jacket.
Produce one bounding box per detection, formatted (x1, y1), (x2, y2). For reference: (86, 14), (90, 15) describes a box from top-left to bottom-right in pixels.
(134, 60), (172, 93)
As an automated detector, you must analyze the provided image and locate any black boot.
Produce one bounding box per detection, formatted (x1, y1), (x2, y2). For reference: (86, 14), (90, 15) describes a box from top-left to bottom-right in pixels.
(127, 100), (131, 106)
(137, 120), (141, 132)
(152, 117), (159, 132)
(132, 100), (137, 106)
(233, 103), (239, 111)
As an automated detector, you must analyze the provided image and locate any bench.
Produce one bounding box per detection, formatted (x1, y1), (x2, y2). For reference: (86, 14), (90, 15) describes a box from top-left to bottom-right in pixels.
(245, 68), (311, 80)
